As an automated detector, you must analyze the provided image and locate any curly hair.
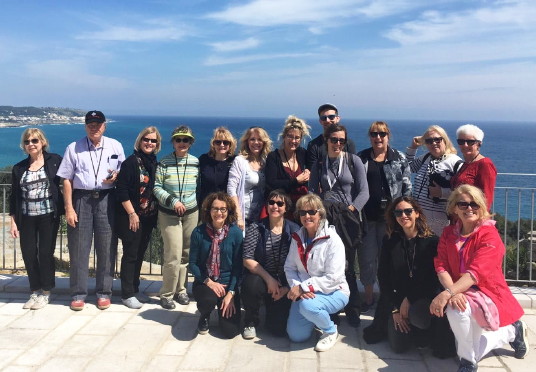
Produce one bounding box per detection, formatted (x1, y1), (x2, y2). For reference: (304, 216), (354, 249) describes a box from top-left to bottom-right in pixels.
(385, 196), (434, 238)
(278, 115), (311, 147)
(200, 192), (238, 225)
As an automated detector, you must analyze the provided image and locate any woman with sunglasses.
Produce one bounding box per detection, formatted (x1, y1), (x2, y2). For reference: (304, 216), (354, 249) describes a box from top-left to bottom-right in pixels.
(357, 121), (412, 312)
(265, 116), (311, 221)
(406, 125), (462, 235)
(309, 123), (368, 327)
(430, 185), (527, 371)
(451, 124), (497, 209)
(154, 126), (199, 310)
(197, 127), (237, 207)
(242, 190), (299, 339)
(116, 126), (161, 308)
(364, 196), (455, 356)
(189, 192), (243, 338)
(284, 194), (349, 352)
(227, 126), (272, 231)
(10, 128), (63, 310)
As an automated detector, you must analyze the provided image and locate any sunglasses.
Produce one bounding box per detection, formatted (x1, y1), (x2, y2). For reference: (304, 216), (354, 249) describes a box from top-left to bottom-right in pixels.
(298, 209), (319, 216)
(268, 200), (285, 207)
(142, 137), (158, 144)
(320, 114), (338, 121)
(329, 137), (346, 145)
(370, 131), (388, 138)
(424, 137), (443, 145)
(213, 140), (231, 146)
(393, 208), (414, 217)
(456, 201), (480, 210)
(210, 207), (228, 213)
(286, 134), (302, 141)
(457, 139), (480, 146)
(174, 137), (191, 143)
(23, 139), (40, 145)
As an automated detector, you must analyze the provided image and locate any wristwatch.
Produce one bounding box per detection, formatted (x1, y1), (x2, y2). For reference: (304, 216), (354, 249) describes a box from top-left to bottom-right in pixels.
(228, 290), (235, 296)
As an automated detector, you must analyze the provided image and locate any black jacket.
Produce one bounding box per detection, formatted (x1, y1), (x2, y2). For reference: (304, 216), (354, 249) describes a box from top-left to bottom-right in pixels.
(9, 151), (64, 225)
(265, 147), (307, 195)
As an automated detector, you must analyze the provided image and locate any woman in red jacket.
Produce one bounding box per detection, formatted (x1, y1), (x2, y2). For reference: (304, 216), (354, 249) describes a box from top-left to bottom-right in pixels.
(430, 184), (528, 372)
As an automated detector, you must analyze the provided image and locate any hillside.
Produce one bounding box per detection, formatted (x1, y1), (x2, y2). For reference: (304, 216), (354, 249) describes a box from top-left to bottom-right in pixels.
(0, 106), (85, 127)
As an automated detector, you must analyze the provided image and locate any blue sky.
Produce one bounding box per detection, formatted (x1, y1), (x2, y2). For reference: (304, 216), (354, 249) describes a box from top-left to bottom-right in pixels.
(1, 0), (535, 121)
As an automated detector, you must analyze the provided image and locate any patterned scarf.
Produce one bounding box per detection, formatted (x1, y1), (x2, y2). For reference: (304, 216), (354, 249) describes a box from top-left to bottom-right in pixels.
(205, 223), (230, 281)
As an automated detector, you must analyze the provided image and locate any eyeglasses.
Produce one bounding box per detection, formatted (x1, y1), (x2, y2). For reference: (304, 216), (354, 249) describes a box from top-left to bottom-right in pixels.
(298, 209), (319, 216)
(213, 140), (231, 146)
(424, 137), (443, 145)
(142, 137), (158, 144)
(23, 139), (40, 145)
(393, 208), (414, 217)
(457, 139), (480, 146)
(320, 114), (338, 121)
(456, 201), (480, 210)
(174, 137), (191, 143)
(370, 131), (388, 138)
(268, 200), (285, 207)
(210, 207), (228, 213)
(286, 134), (302, 141)
(329, 137), (346, 145)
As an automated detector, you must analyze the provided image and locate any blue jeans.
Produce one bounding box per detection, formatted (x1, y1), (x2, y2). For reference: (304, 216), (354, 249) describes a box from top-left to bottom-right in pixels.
(287, 290), (349, 342)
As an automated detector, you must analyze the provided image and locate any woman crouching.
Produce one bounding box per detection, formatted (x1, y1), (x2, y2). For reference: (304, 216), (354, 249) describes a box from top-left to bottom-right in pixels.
(189, 192), (243, 338)
(284, 194), (349, 352)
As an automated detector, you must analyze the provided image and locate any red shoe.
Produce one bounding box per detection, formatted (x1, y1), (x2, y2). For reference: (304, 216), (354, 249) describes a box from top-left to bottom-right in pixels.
(97, 297), (111, 310)
(70, 300), (85, 311)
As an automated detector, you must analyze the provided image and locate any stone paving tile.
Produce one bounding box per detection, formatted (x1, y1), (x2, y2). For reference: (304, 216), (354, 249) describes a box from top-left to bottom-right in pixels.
(132, 305), (182, 326)
(225, 344), (288, 372)
(3, 366), (34, 372)
(9, 302), (73, 330)
(36, 356), (92, 372)
(288, 357), (318, 371)
(144, 355), (183, 371)
(0, 314), (15, 328)
(0, 274), (18, 292)
(61, 334), (110, 356)
(179, 333), (236, 370)
(0, 328), (48, 350)
(0, 348), (24, 371)
(78, 310), (135, 336)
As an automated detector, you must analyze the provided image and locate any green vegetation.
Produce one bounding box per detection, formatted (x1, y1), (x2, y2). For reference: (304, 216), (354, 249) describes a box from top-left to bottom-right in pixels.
(0, 106), (85, 117)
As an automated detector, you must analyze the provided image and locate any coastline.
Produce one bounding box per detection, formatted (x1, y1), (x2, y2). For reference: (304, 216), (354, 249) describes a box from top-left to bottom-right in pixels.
(0, 118), (84, 128)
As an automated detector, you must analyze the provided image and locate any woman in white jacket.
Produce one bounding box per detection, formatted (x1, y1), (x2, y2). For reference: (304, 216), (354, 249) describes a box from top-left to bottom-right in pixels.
(284, 194), (349, 352)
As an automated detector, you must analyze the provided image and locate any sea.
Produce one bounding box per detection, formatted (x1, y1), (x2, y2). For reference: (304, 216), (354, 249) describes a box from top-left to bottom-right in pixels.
(1, 115), (535, 219)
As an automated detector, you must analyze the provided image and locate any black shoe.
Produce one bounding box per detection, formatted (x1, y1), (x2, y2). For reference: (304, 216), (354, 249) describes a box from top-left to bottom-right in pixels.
(198, 316), (209, 335)
(361, 300), (375, 314)
(330, 313), (341, 326)
(457, 358), (478, 372)
(345, 309), (361, 328)
(173, 292), (190, 305)
(160, 297), (176, 310)
(510, 320), (529, 359)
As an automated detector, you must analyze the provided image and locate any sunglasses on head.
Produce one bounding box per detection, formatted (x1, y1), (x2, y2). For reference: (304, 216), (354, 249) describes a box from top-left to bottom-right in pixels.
(213, 140), (231, 146)
(268, 200), (285, 207)
(370, 131), (388, 138)
(298, 209), (319, 216)
(456, 201), (480, 210)
(320, 114), (338, 121)
(329, 137), (346, 144)
(457, 139), (480, 146)
(424, 137), (443, 145)
(142, 137), (158, 144)
(393, 208), (414, 217)
(23, 139), (39, 145)
(174, 137), (191, 143)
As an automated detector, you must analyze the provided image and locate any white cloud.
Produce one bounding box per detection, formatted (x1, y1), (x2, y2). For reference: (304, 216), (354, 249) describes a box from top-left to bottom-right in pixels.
(204, 52), (315, 66)
(209, 37), (260, 52)
(76, 24), (188, 42)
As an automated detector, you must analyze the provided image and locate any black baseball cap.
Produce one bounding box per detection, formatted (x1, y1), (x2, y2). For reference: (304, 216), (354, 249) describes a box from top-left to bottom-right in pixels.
(317, 103), (338, 116)
(85, 110), (106, 124)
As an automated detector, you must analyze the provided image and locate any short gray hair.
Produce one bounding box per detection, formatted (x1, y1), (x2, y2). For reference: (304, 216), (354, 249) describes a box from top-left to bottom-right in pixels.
(456, 124), (484, 142)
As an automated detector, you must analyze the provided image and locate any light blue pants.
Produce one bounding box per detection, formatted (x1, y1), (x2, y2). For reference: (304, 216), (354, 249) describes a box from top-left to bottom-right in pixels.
(287, 290), (349, 342)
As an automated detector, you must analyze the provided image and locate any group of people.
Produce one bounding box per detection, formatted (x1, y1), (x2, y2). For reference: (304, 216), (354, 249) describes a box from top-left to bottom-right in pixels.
(8, 105), (528, 366)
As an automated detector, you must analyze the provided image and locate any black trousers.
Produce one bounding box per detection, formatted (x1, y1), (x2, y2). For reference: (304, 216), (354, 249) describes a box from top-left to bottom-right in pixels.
(119, 216), (155, 299)
(345, 246), (361, 313)
(241, 273), (291, 337)
(19, 212), (59, 291)
(192, 281), (241, 339)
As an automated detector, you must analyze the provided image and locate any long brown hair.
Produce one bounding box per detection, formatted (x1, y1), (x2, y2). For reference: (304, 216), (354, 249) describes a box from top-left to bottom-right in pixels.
(385, 196), (434, 238)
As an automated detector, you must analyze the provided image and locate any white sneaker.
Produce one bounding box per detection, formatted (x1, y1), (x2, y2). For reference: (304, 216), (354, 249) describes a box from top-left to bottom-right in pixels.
(314, 329), (339, 352)
(31, 295), (49, 310)
(23, 293), (39, 309)
(243, 326), (256, 340)
(122, 296), (143, 309)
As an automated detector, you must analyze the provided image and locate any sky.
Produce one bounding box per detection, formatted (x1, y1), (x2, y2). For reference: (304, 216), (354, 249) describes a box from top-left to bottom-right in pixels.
(1, 0), (535, 121)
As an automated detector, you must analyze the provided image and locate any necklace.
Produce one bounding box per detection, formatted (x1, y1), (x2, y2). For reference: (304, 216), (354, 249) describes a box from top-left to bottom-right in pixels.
(404, 238), (417, 278)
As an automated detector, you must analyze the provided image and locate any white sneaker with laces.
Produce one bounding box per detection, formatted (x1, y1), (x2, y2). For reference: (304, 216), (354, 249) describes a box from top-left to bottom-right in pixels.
(31, 294), (49, 310)
(314, 329), (339, 352)
(243, 326), (256, 340)
(23, 293), (39, 309)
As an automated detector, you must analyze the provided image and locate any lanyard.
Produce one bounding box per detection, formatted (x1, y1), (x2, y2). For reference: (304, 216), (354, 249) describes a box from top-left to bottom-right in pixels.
(174, 153), (188, 201)
(87, 137), (104, 189)
(326, 153), (343, 190)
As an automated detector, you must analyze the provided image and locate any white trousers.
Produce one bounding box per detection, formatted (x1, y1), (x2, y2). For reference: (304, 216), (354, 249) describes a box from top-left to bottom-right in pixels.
(446, 301), (515, 363)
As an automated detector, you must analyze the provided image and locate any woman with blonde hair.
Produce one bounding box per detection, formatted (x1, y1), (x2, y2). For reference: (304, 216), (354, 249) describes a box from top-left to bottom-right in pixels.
(10, 128), (63, 309)
(406, 125), (462, 235)
(265, 115), (310, 220)
(116, 126), (161, 308)
(430, 184), (527, 371)
(227, 126), (272, 230)
(198, 127), (237, 206)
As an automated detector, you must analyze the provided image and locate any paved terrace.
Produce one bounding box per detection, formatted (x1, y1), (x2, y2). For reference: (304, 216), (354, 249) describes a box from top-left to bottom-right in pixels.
(0, 274), (534, 372)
